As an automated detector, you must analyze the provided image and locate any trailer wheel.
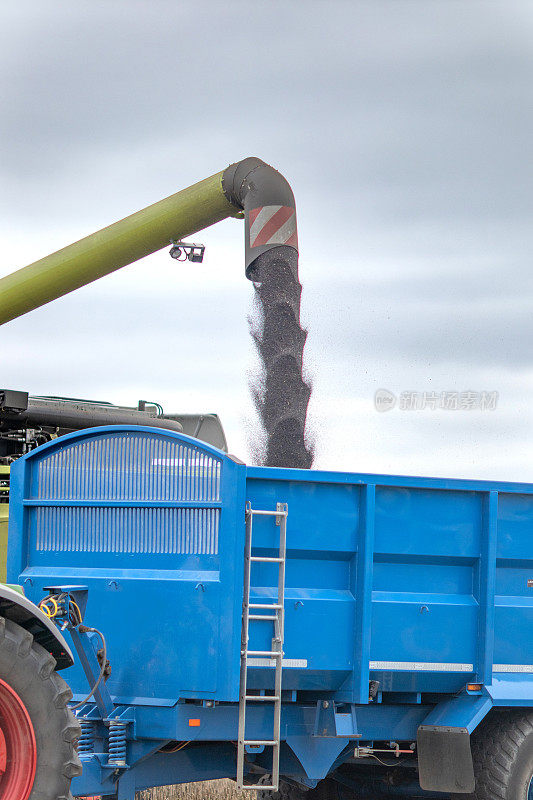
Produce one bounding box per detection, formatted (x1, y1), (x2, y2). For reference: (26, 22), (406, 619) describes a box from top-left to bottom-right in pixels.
(0, 616), (81, 800)
(468, 710), (533, 800)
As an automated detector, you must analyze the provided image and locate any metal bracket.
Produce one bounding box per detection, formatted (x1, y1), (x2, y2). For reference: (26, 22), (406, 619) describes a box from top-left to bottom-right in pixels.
(314, 698), (336, 737)
(314, 699), (360, 739)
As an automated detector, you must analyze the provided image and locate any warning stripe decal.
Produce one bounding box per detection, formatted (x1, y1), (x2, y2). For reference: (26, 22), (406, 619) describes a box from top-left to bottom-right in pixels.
(249, 205), (297, 249)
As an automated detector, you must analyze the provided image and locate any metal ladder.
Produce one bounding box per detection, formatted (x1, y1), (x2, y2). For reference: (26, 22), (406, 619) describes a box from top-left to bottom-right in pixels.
(237, 501), (288, 791)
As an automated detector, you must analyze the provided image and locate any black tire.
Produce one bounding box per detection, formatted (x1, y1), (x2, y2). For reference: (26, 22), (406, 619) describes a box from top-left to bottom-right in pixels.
(468, 710), (533, 800)
(0, 616), (82, 800)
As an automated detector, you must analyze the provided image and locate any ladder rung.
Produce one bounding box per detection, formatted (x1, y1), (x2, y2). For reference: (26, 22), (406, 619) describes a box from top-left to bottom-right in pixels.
(245, 695), (280, 701)
(249, 614), (278, 621)
(249, 509), (287, 517)
(240, 787), (277, 792)
(246, 650), (282, 657)
(244, 740), (278, 746)
(250, 556), (283, 563)
(249, 603), (282, 610)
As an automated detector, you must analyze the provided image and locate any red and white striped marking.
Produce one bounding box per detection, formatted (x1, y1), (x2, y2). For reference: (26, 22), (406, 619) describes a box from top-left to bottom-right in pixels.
(249, 205), (297, 249)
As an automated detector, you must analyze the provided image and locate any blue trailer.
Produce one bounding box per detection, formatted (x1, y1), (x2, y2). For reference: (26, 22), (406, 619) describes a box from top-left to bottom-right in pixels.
(4, 423), (533, 800)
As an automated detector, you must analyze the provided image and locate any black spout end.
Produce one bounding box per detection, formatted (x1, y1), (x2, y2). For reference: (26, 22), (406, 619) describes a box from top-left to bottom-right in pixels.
(222, 158), (298, 279)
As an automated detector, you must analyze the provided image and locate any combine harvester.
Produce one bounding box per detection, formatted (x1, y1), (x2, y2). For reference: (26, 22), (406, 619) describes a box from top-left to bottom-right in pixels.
(0, 159), (531, 800)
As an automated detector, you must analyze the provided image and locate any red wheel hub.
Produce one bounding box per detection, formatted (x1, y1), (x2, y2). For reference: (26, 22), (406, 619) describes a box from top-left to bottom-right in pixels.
(0, 679), (36, 800)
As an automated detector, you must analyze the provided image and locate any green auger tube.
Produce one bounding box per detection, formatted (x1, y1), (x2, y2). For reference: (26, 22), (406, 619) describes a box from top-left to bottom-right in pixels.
(0, 171), (237, 325)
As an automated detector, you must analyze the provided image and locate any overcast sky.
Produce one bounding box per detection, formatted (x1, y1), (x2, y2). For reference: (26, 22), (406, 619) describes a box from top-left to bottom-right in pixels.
(1, 1), (533, 481)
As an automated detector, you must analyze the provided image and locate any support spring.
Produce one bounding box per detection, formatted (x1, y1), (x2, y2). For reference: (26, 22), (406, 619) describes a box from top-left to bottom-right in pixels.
(108, 721), (127, 766)
(78, 719), (95, 754)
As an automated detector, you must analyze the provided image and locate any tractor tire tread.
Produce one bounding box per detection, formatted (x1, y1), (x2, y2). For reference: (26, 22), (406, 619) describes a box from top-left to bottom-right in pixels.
(0, 618), (81, 800)
(469, 710), (533, 800)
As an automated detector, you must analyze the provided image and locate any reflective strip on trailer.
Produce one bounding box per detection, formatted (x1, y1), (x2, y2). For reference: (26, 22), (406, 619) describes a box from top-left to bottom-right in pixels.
(370, 661), (474, 672)
(493, 664), (533, 673)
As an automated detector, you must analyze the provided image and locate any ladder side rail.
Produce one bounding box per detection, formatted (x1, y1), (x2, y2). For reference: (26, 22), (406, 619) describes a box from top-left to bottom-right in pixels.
(271, 502), (288, 790)
(237, 504), (254, 787)
(276, 503), (288, 640)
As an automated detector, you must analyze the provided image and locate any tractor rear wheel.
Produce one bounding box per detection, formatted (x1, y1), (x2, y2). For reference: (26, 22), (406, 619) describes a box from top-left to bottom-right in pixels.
(0, 616), (81, 800)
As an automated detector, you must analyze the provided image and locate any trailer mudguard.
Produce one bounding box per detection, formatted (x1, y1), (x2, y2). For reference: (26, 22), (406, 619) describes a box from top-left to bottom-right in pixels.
(0, 583), (74, 669)
(417, 692), (492, 793)
(418, 727), (474, 794)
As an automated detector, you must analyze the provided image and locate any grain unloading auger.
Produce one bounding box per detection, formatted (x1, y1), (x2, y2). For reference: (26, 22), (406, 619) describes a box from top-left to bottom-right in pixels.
(0, 158), (295, 322)
(0, 158), (311, 468)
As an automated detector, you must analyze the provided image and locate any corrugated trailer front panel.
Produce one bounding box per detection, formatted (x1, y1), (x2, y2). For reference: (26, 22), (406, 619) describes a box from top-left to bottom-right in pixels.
(8, 427), (247, 704)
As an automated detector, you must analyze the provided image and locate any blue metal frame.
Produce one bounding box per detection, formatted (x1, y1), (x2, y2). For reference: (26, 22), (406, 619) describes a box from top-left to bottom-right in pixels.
(8, 425), (533, 796)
